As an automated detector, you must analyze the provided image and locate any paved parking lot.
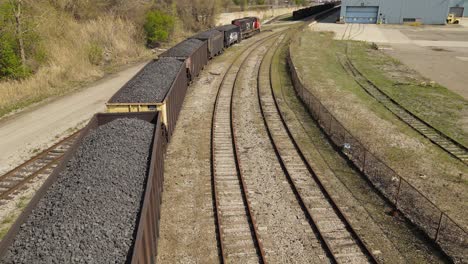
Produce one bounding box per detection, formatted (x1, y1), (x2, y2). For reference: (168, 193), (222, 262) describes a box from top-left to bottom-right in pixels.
(313, 13), (468, 99)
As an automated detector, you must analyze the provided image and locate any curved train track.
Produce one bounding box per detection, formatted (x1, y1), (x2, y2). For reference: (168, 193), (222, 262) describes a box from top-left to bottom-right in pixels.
(340, 24), (468, 165)
(211, 23), (379, 262)
(210, 31), (287, 263)
(0, 131), (80, 203)
(1, 17), (384, 263)
(256, 34), (378, 263)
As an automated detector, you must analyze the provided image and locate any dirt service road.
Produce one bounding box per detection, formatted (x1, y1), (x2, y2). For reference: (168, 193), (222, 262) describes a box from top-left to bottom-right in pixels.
(0, 62), (148, 175)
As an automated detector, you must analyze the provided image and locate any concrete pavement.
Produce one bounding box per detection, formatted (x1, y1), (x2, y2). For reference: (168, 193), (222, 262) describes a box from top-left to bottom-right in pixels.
(312, 20), (468, 99)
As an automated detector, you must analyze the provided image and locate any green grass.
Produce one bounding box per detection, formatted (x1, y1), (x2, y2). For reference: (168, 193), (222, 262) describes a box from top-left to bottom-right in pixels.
(290, 31), (423, 163)
(0, 195), (31, 240)
(289, 30), (468, 228)
(348, 41), (468, 146)
(272, 34), (447, 263)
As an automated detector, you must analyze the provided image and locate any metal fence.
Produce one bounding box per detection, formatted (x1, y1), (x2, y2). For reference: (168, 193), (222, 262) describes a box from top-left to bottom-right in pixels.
(287, 51), (467, 262)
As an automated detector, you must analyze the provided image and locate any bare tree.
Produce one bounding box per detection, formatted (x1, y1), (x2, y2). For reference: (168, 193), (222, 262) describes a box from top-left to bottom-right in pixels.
(9, 0), (26, 69)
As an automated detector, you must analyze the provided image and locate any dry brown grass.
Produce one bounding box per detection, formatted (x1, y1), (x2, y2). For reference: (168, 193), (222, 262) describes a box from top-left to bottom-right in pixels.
(0, 9), (151, 117)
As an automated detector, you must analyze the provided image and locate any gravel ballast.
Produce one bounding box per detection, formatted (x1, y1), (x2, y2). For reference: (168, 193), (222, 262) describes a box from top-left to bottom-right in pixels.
(160, 39), (205, 58)
(109, 58), (184, 103)
(2, 118), (155, 264)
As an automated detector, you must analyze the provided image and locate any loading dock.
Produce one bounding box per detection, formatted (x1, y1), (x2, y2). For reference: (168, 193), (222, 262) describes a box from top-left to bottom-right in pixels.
(345, 6), (379, 24)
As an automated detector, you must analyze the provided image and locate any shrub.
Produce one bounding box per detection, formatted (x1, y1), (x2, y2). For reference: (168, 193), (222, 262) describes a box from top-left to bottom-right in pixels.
(0, 1), (36, 80)
(144, 10), (175, 47)
(88, 43), (104, 65)
(0, 37), (29, 80)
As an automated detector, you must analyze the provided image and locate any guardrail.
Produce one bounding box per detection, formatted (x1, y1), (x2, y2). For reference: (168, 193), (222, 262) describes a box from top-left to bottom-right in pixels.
(287, 48), (467, 262)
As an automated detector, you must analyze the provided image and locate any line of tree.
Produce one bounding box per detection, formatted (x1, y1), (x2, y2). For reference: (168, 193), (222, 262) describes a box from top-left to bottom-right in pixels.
(0, 0), (306, 80)
(0, 0), (38, 79)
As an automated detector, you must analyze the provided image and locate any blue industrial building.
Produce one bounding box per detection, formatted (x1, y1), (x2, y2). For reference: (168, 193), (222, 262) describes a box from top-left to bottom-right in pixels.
(340, 0), (464, 24)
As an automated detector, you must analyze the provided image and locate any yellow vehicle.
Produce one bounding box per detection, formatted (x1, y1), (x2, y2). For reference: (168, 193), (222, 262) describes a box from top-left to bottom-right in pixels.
(447, 13), (461, 24)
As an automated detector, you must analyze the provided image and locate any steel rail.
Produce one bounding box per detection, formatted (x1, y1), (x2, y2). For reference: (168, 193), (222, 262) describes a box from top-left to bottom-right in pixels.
(276, 30), (410, 261)
(0, 131), (81, 202)
(342, 41), (468, 165)
(210, 30), (285, 263)
(257, 33), (378, 263)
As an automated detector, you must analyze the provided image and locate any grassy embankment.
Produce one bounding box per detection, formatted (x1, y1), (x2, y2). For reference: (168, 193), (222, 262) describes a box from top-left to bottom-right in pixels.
(0, 9), (152, 118)
(0, 2), (205, 119)
(348, 42), (468, 147)
(289, 30), (468, 228)
(0, 195), (29, 238)
(271, 31), (447, 264)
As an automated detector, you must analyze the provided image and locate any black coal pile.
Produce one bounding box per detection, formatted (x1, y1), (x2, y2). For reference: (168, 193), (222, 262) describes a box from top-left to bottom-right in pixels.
(160, 38), (204, 58)
(217, 24), (239, 33)
(191, 29), (222, 40)
(2, 118), (154, 264)
(109, 58), (184, 103)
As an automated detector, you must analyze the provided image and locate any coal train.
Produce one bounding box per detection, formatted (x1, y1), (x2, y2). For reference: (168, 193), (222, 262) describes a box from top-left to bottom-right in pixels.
(106, 17), (261, 140)
(0, 3), (337, 262)
(0, 17), (262, 264)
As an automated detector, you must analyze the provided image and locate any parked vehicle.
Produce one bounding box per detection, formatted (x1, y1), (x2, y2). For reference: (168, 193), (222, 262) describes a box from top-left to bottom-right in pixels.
(447, 13), (461, 24)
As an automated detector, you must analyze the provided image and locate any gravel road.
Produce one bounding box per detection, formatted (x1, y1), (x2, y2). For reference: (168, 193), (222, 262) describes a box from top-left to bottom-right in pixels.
(0, 62), (148, 176)
(1, 118), (154, 264)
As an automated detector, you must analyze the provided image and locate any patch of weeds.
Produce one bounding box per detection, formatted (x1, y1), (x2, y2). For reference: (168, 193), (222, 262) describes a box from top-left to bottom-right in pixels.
(88, 43), (104, 66)
(16, 196), (30, 210)
(31, 148), (41, 154)
(348, 41), (468, 146)
(0, 212), (18, 239)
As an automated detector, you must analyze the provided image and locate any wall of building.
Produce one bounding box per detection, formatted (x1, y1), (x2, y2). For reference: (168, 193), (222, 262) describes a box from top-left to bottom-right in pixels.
(340, 0), (450, 24)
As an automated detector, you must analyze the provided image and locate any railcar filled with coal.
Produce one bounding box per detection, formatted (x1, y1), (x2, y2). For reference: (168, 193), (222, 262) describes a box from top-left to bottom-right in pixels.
(106, 57), (188, 139)
(189, 29), (224, 59)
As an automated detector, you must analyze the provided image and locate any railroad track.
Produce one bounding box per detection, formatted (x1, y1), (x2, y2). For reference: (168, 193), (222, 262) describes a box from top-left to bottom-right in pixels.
(257, 33), (378, 263)
(0, 131), (80, 203)
(211, 31), (288, 263)
(340, 26), (468, 164)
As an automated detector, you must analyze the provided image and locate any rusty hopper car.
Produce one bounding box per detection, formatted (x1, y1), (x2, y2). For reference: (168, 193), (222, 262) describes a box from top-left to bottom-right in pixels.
(0, 112), (166, 264)
(189, 29), (224, 59)
(106, 57), (188, 138)
(216, 24), (241, 47)
(159, 38), (208, 81)
(232, 17), (261, 39)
